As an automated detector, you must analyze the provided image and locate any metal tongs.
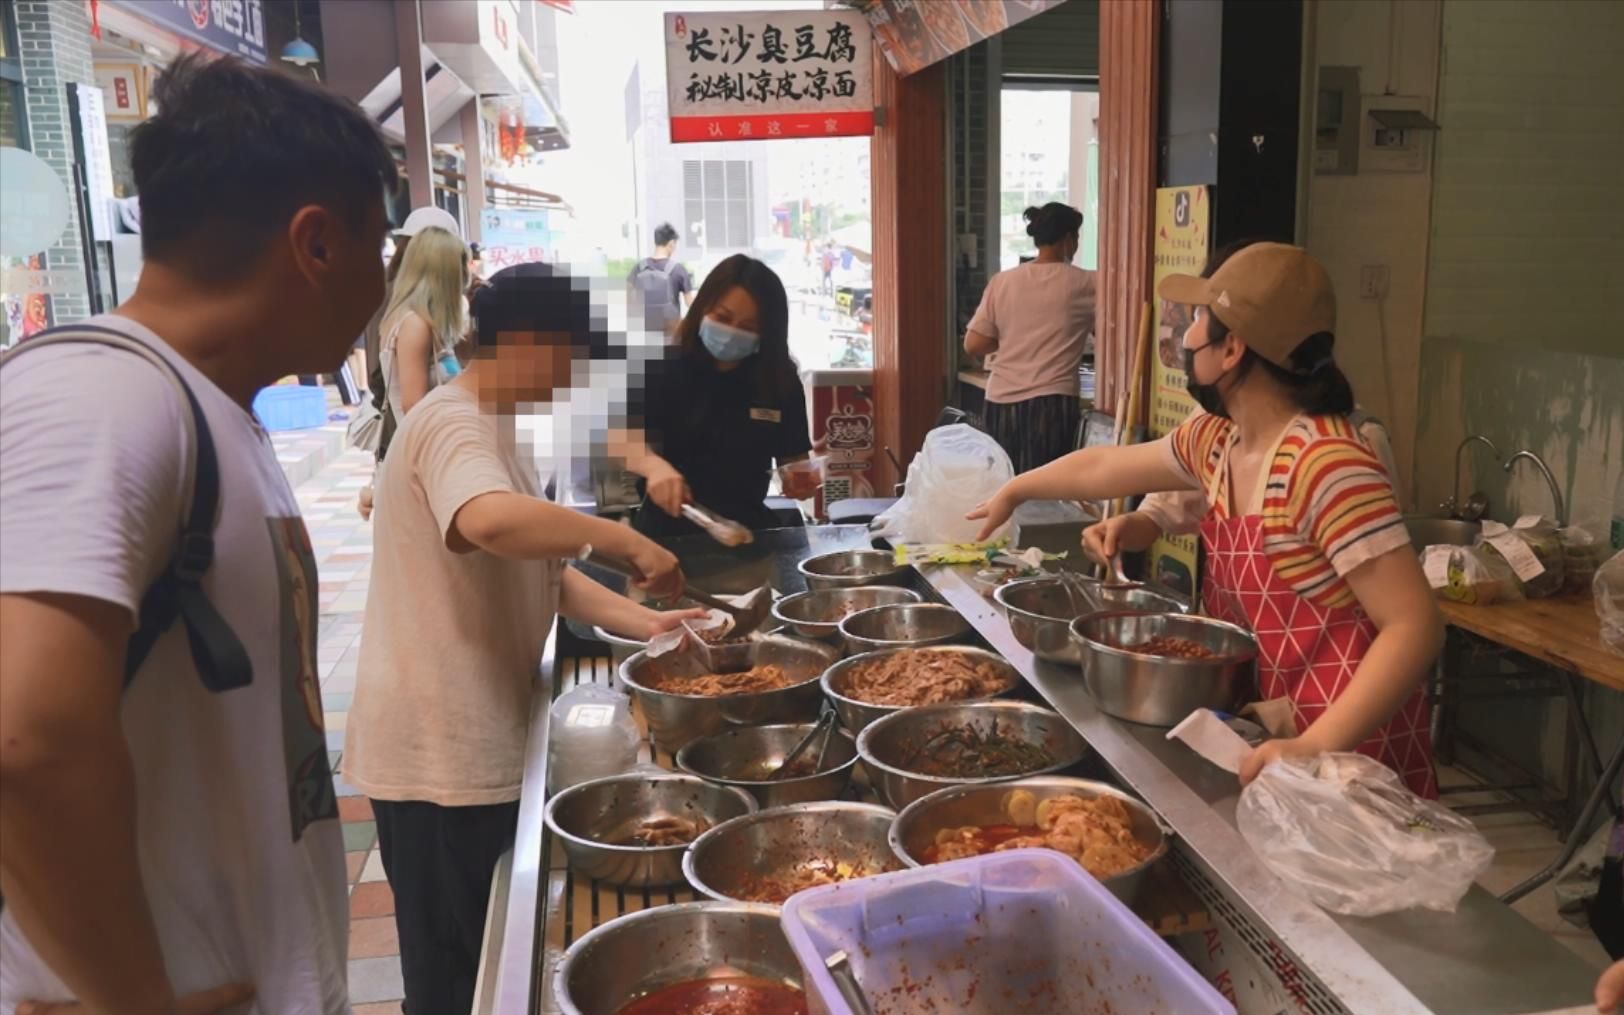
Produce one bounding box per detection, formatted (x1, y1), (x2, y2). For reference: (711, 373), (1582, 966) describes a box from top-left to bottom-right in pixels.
(680, 502), (753, 547)
(1057, 568), (1105, 615)
(825, 950), (876, 1015)
(766, 705), (837, 780)
(579, 546), (775, 638)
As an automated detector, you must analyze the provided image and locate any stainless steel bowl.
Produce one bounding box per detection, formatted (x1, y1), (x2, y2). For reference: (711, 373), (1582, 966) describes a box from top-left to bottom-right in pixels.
(555, 902), (801, 1015)
(770, 586), (922, 642)
(798, 549), (909, 591)
(821, 645), (1023, 733)
(888, 775), (1170, 904)
(856, 700), (1090, 810)
(839, 602), (972, 656)
(543, 773), (756, 888)
(996, 576), (1186, 666)
(675, 722), (859, 808)
(619, 634), (842, 752)
(682, 801), (900, 905)
(1070, 611), (1259, 727)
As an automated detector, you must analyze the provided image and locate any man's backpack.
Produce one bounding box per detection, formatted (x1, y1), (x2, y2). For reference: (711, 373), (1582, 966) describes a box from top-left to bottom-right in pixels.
(1, 326), (253, 691)
(630, 257), (678, 327)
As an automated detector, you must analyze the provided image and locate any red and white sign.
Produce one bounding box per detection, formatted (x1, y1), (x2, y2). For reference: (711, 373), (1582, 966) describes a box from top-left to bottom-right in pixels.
(665, 10), (873, 144)
(94, 63), (146, 122)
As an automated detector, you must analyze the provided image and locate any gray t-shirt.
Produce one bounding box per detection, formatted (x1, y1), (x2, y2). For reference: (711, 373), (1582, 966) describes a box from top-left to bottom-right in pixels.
(0, 316), (348, 1013)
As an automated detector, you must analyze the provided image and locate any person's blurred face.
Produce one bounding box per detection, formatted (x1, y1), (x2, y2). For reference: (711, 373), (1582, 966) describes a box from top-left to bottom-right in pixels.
(478, 331), (578, 407)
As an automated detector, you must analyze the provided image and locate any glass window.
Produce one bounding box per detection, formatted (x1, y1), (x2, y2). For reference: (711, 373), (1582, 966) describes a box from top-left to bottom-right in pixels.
(999, 88), (1100, 271)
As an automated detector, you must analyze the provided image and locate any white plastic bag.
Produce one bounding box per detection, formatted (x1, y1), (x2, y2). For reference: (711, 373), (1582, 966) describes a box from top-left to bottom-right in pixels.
(1236, 753), (1494, 916)
(1597, 550), (1624, 656)
(546, 684), (640, 794)
(1420, 543), (1523, 605)
(872, 424), (1015, 544)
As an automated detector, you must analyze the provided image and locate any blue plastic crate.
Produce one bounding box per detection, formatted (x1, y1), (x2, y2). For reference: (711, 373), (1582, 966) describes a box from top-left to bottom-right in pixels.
(253, 385), (328, 432)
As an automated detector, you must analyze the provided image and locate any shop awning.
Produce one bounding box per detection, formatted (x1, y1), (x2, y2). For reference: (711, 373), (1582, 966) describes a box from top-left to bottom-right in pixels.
(360, 52), (477, 144)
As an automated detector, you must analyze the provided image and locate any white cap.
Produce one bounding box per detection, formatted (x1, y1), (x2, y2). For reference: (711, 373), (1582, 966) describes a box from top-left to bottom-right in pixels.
(395, 206), (461, 239)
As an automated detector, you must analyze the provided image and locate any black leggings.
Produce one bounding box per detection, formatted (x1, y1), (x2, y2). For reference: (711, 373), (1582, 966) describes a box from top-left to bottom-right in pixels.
(373, 797), (520, 1015)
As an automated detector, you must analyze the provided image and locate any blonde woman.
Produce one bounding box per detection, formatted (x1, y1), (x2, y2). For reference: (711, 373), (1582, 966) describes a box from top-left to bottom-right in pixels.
(379, 224), (467, 422)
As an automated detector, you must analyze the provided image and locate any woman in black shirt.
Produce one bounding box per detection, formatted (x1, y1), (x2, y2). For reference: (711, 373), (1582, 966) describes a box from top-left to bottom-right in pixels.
(617, 254), (816, 539)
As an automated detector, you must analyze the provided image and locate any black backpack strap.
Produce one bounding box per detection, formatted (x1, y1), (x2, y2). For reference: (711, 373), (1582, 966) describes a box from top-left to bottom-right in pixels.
(1, 326), (253, 693)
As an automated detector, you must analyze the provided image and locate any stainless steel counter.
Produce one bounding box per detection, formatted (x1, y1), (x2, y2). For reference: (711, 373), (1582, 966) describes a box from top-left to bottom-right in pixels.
(922, 561), (1600, 1015)
(480, 527), (1601, 1014)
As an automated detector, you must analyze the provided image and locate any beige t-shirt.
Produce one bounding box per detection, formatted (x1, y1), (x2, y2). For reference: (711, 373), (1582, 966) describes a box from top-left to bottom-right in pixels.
(969, 261), (1097, 404)
(345, 383), (560, 807)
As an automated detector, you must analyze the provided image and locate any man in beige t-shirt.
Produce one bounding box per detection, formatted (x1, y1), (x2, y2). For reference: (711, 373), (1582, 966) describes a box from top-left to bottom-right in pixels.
(345, 266), (702, 1013)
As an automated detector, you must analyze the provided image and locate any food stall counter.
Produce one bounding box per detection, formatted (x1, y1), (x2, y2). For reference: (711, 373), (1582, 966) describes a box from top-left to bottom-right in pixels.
(924, 562), (1600, 1015)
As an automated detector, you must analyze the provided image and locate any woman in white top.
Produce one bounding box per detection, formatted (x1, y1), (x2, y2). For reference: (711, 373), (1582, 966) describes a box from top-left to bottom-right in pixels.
(964, 202), (1097, 474)
(379, 224), (467, 423)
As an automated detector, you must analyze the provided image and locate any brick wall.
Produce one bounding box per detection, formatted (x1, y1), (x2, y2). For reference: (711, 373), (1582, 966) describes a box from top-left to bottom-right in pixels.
(14, 0), (95, 323)
(949, 43), (993, 341)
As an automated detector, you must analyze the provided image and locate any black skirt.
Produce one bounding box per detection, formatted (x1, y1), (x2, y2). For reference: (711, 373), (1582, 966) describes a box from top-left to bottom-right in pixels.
(983, 394), (1081, 475)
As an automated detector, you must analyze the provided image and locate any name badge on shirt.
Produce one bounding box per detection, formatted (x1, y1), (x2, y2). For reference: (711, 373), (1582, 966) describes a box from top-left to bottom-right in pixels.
(750, 407), (782, 423)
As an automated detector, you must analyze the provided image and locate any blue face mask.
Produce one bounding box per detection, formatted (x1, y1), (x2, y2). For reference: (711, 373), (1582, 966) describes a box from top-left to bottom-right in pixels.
(699, 317), (760, 362)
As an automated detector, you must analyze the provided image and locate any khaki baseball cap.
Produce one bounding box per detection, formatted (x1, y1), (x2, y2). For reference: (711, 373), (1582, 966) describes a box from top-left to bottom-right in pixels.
(1158, 243), (1335, 369)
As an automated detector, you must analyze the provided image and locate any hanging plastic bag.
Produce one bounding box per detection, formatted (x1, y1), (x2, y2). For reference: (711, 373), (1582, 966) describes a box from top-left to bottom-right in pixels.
(872, 424), (1015, 545)
(547, 684), (641, 794)
(1420, 544), (1523, 605)
(1236, 753), (1494, 917)
(1597, 550), (1624, 656)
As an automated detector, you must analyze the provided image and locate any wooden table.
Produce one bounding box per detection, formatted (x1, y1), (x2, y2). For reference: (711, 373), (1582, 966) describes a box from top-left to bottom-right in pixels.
(1437, 593), (1624, 904)
(1439, 594), (1624, 691)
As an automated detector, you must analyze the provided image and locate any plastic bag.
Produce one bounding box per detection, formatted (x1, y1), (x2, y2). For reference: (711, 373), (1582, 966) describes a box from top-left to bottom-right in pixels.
(872, 425), (1015, 545)
(346, 400), (382, 453)
(1420, 544), (1523, 605)
(547, 684), (640, 794)
(1478, 518), (1565, 598)
(1236, 753), (1494, 916)
(1558, 525), (1609, 595)
(1598, 550), (1624, 656)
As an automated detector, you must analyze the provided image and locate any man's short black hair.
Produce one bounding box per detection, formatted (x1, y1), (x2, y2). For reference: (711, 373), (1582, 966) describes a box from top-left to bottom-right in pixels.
(653, 223), (679, 247)
(130, 54), (397, 280)
(472, 263), (622, 362)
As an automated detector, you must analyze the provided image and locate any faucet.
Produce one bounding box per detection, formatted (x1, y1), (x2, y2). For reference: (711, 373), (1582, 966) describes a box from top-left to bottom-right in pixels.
(1503, 450), (1567, 526)
(1444, 434), (1501, 521)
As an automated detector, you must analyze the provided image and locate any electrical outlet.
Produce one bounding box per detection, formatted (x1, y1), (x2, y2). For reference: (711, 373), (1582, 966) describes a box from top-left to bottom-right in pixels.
(1360, 264), (1390, 301)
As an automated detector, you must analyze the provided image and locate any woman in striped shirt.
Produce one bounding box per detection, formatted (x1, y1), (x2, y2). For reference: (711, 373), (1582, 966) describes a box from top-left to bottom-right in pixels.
(969, 241), (1443, 796)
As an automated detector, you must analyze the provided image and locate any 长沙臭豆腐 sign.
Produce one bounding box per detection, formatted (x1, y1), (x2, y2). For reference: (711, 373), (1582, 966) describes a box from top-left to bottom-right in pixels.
(664, 10), (873, 143)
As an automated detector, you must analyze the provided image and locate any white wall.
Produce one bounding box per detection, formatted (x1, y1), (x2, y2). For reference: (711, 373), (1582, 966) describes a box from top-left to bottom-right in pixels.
(1302, 0), (1442, 508)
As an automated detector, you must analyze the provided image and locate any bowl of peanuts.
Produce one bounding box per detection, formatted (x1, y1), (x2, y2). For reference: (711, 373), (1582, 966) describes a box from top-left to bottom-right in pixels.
(1069, 612), (1258, 727)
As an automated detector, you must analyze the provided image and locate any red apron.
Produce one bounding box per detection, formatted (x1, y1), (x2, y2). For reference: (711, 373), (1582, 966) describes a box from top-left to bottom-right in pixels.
(1199, 508), (1438, 798)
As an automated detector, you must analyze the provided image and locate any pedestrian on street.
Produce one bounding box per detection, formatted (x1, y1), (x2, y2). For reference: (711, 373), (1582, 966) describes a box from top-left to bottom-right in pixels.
(0, 54), (396, 1014)
(343, 263), (702, 1014)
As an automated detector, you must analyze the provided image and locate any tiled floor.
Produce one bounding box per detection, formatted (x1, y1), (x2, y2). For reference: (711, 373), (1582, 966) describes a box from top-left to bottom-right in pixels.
(294, 438), (404, 1010)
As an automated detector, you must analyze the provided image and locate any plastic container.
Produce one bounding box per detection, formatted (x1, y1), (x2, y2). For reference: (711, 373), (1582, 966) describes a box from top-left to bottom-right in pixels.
(1611, 471), (1624, 552)
(780, 848), (1234, 1015)
(546, 684), (640, 795)
(252, 384), (327, 431)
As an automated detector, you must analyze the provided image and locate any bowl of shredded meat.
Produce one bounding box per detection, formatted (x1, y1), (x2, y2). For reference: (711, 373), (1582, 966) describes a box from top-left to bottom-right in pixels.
(683, 801), (901, 906)
(856, 700), (1090, 809)
(620, 634), (842, 753)
(889, 776), (1169, 904)
(545, 774), (756, 888)
(1070, 611), (1259, 727)
(821, 645), (1022, 733)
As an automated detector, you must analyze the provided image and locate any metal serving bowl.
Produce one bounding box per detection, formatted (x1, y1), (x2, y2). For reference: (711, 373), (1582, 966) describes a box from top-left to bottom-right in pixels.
(888, 775), (1170, 904)
(821, 645), (1023, 734)
(675, 722), (859, 808)
(856, 700), (1090, 810)
(1070, 611), (1259, 727)
(770, 586), (922, 642)
(555, 902), (801, 1015)
(839, 602), (972, 656)
(682, 801), (900, 905)
(798, 549), (909, 591)
(619, 634), (841, 752)
(996, 576), (1186, 666)
(543, 773), (756, 888)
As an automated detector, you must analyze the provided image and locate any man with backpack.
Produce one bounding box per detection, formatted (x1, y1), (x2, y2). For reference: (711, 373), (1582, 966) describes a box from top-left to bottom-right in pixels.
(0, 54), (396, 1014)
(629, 222), (692, 337)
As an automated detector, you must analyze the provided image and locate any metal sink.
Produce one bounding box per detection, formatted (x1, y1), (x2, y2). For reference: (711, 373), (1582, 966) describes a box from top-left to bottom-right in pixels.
(1405, 515), (1481, 548)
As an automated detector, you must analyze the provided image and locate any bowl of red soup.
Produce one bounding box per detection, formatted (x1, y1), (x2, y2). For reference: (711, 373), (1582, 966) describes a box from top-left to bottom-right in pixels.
(1069, 611), (1259, 727)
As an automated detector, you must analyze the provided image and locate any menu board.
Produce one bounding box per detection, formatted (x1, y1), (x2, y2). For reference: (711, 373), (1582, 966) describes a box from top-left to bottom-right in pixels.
(855, 0), (1067, 77)
(664, 10), (874, 143)
(1147, 185), (1210, 602)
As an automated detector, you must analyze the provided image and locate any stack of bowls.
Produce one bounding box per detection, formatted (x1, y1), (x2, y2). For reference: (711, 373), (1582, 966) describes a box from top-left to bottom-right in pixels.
(770, 586), (922, 642)
(838, 602), (971, 656)
(995, 575), (1185, 666)
(797, 549), (909, 591)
